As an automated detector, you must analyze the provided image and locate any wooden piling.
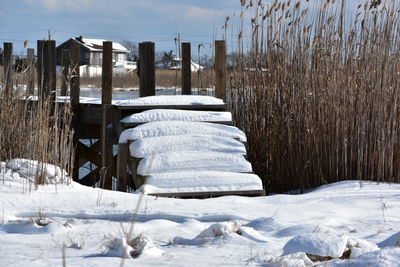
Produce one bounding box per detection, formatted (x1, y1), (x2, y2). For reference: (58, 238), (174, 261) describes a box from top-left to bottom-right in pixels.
(215, 40), (227, 102)
(3, 42), (13, 95)
(37, 40), (56, 101)
(27, 48), (35, 95)
(138, 42), (155, 97)
(70, 42), (81, 182)
(101, 41), (113, 190)
(60, 49), (70, 96)
(117, 143), (128, 192)
(181, 42), (191, 95)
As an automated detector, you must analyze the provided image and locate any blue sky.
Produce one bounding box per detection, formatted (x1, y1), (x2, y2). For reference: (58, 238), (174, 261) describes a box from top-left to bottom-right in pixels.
(0, 0), (369, 56)
(0, 0), (239, 56)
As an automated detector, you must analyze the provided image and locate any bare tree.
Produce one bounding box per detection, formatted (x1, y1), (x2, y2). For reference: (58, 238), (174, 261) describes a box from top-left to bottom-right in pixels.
(119, 40), (138, 61)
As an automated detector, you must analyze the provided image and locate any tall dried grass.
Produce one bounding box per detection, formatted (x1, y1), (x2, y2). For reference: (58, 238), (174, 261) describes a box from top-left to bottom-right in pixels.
(0, 81), (74, 185)
(79, 69), (214, 89)
(228, 0), (400, 193)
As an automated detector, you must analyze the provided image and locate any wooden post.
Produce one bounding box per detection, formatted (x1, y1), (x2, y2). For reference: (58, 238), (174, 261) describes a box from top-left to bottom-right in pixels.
(3, 42), (13, 95)
(117, 143), (128, 192)
(138, 42), (155, 97)
(215, 40), (226, 102)
(60, 49), (70, 96)
(27, 48), (35, 95)
(181, 42), (191, 95)
(70, 42), (81, 182)
(37, 40), (56, 101)
(101, 41), (113, 190)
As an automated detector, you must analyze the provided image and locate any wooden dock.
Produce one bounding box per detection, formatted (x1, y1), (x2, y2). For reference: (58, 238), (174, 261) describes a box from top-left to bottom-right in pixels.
(4, 39), (265, 197)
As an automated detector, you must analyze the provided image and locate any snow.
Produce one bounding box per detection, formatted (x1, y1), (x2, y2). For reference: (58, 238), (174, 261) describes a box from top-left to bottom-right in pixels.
(1, 167), (400, 266)
(120, 109), (232, 124)
(139, 171), (263, 194)
(5, 158), (68, 184)
(137, 151), (252, 175)
(282, 233), (349, 258)
(119, 121), (246, 143)
(129, 134), (247, 158)
(377, 231), (400, 248)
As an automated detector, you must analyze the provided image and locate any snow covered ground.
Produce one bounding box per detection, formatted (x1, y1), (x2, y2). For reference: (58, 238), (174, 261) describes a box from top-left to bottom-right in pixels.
(1, 162), (400, 266)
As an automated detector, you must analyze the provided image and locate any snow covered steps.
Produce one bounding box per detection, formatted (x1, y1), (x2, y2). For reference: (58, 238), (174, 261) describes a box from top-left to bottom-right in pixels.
(117, 109), (265, 198)
(120, 109), (233, 127)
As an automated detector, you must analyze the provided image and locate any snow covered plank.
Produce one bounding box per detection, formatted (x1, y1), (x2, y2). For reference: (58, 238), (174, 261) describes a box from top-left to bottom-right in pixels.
(137, 151), (252, 176)
(120, 109), (232, 127)
(138, 171), (265, 197)
(129, 134), (247, 158)
(113, 95), (224, 106)
(119, 121), (246, 144)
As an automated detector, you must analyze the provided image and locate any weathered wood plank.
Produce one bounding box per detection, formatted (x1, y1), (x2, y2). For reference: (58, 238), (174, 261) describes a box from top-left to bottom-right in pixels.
(215, 40), (227, 102)
(181, 42), (191, 95)
(27, 48), (35, 95)
(60, 49), (70, 96)
(70, 42), (81, 182)
(138, 42), (155, 97)
(117, 143), (128, 192)
(3, 42), (13, 95)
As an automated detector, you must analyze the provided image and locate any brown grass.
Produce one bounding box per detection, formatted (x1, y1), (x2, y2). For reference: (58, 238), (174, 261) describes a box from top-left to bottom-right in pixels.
(0, 73), (74, 185)
(79, 69), (214, 89)
(228, 0), (400, 193)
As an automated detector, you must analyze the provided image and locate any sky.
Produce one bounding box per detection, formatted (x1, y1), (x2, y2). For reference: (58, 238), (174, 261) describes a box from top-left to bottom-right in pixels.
(0, 0), (240, 56)
(0, 0), (372, 57)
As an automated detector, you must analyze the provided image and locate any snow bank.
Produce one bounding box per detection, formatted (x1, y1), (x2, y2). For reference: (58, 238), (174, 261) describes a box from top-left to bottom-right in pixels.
(173, 221), (242, 245)
(101, 235), (164, 259)
(282, 233), (349, 258)
(120, 109), (232, 124)
(139, 171), (263, 194)
(102, 237), (133, 258)
(119, 121), (246, 143)
(262, 252), (314, 267)
(130, 134), (247, 158)
(5, 158), (68, 184)
(329, 247), (400, 267)
(137, 151), (252, 175)
(347, 237), (379, 258)
(378, 232), (400, 248)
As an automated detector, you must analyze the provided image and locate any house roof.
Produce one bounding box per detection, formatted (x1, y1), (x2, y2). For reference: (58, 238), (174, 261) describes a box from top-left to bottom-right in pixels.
(72, 37), (129, 53)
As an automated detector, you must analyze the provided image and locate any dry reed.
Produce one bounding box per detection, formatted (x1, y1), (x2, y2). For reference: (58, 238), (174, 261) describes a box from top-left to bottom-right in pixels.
(228, 0), (400, 193)
(0, 75), (74, 185)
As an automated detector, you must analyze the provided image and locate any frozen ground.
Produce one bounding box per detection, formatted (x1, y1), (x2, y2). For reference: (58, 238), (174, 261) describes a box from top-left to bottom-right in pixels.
(1, 162), (400, 266)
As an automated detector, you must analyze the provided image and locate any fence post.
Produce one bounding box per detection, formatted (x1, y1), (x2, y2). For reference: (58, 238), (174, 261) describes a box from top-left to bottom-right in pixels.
(27, 48), (35, 95)
(37, 40), (56, 101)
(3, 42), (13, 95)
(138, 42), (155, 97)
(117, 143), (128, 192)
(101, 41), (113, 190)
(215, 40), (226, 102)
(70, 42), (81, 182)
(181, 42), (191, 95)
(60, 49), (70, 96)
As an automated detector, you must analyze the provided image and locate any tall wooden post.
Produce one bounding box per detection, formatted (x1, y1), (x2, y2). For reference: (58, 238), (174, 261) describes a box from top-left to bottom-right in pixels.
(117, 143), (128, 192)
(37, 40), (56, 101)
(138, 42), (155, 97)
(181, 42), (191, 95)
(215, 40), (227, 102)
(70, 42), (81, 182)
(101, 41), (113, 190)
(27, 48), (35, 95)
(60, 49), (70, 96)
(3, 42), (13, 95)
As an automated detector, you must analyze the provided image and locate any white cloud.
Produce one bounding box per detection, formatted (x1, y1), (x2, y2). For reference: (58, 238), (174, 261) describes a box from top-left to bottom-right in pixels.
(183, 6), (227, 21)
(25, 0), (91, 12)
